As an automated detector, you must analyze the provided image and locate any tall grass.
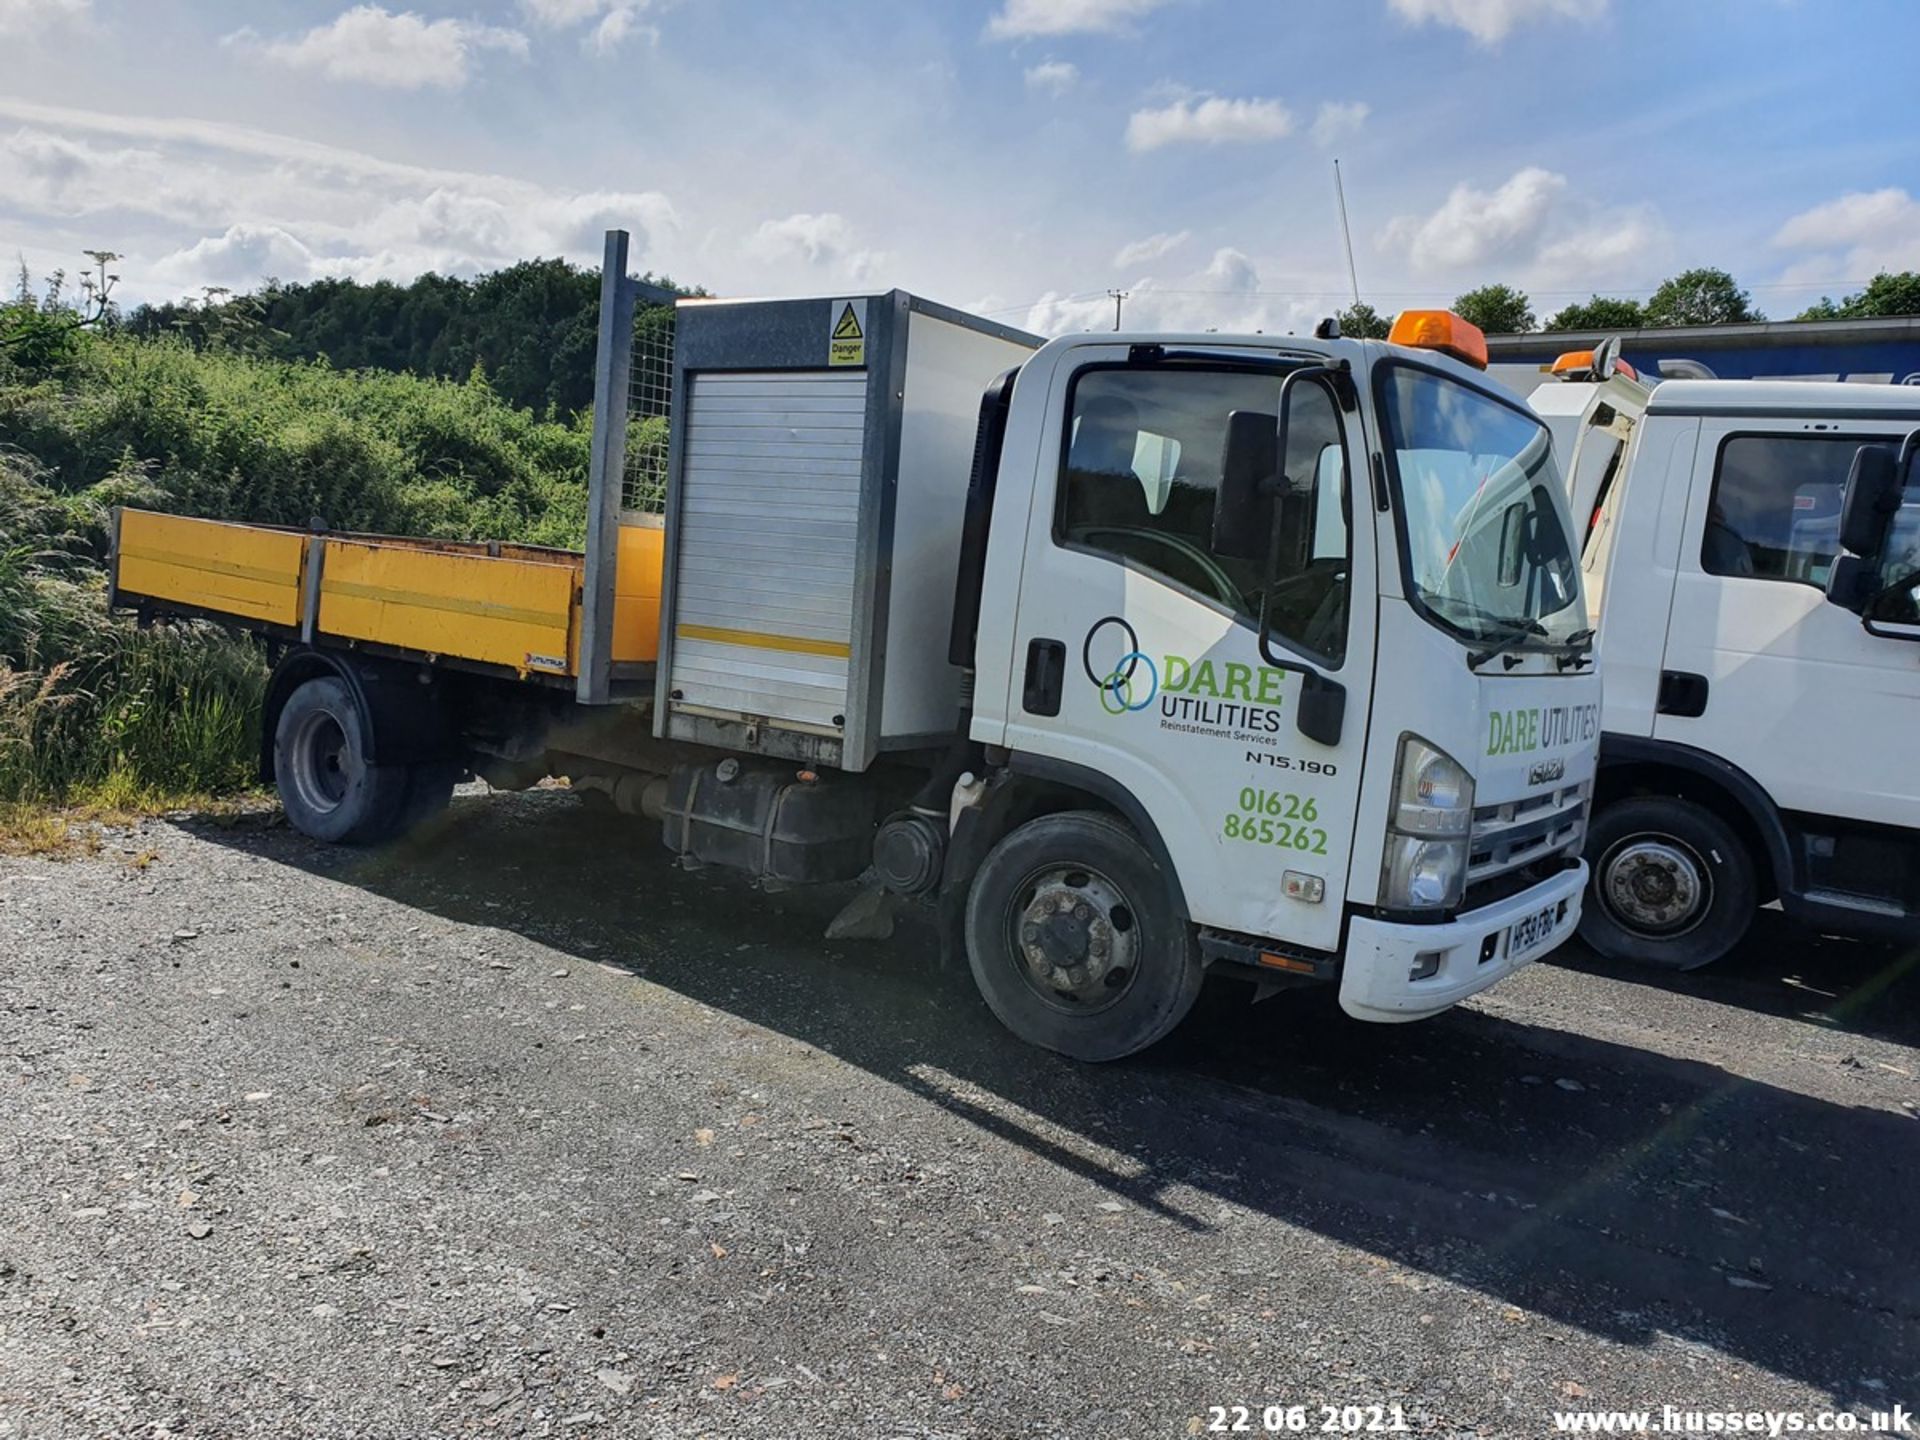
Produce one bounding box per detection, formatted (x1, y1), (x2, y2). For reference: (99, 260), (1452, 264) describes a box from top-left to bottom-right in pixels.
(0, 322), (596, 811)
(0, 452), (266, 806)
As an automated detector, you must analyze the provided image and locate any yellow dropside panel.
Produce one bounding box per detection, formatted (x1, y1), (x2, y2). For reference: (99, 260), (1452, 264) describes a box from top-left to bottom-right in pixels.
(114, 510), (306, 626)
(611, 521), (665, 664)
(318, 539), (578, 676)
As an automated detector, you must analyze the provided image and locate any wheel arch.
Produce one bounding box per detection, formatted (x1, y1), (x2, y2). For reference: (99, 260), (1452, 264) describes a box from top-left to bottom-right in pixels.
(935, 752), (1191, 964)
(261, 647), (453, 783)
(1593, 734), (1791, 904)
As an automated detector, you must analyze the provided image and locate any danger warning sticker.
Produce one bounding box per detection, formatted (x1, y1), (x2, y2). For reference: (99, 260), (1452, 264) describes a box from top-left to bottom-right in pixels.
(828, 299), (866, 367)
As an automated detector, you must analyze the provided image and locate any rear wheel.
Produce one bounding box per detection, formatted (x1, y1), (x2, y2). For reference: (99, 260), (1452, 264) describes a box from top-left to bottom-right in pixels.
(964, 810), (1202, 1061)
(1580, 796), (1756, 971)
(274, 676), (436, 846)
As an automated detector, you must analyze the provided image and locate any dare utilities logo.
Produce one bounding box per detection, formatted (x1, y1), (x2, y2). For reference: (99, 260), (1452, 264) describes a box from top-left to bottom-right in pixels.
(1082, 616), (1157, 714)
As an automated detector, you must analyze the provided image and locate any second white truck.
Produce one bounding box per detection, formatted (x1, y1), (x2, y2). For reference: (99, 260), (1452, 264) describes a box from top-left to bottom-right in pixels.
(1530, 351), (1920, 969)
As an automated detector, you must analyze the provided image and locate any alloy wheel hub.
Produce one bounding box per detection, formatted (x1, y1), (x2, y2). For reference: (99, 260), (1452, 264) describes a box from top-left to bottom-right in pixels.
(1603, 838), (1709, 934)
(1014, 869), (1139, 1012)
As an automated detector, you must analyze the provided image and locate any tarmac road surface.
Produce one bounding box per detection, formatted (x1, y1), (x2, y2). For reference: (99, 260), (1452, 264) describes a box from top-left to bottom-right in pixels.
(2, 787), (1915, 1438)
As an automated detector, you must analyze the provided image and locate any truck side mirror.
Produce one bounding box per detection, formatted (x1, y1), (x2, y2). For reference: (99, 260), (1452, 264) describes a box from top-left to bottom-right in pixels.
(1838, 444), (1902, 558)
(1213, 409), (1275, 561)
(1827, 437), (1914, 611)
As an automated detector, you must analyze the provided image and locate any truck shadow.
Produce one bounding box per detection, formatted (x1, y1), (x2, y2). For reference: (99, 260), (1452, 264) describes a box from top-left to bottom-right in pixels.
(186, 790), (1920, 1403)
(1548, 910), (1920, 1049)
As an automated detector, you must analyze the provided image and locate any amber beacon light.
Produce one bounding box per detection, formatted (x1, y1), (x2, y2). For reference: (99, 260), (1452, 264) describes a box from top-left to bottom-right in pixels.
(1387, 310), (1489, 370)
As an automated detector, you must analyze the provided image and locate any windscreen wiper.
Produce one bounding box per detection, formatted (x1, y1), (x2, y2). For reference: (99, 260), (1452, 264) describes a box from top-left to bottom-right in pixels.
(1556, 628), (1596, 671)
(1463, 616), (1552, 671)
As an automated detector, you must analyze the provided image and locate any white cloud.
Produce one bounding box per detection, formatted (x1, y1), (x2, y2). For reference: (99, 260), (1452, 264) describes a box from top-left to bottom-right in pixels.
(1380, 164), (1671, 292)
(1310, 100), (1369, 148)
(1772, 187), (1920, 282)
(520, 0), (606, 21)
(244, 6), (529, 91)
(0, 0), (87, 38)
(1532, 206), (1668, 284)
(1113, 230), (1189, 268)
(588, 6), (644, 52)
(0, 98), (679, 302)
(1125, 96), (1292, 152)
(1024, 60), (1079, 96)
(987, 0), (1171, 39)
(1383, 166), (1567, 272)
(746, 211), (883, 281)
(1388, 0), (1598, 44)
(748, 212), (853, 265)
(1028, 245), (1320, 337)
(149, 224), (321, 292)
(520, 0), (655, 53)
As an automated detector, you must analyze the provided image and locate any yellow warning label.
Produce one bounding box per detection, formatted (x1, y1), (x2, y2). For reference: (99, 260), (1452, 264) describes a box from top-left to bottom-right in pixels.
(828, 299), (866, 367)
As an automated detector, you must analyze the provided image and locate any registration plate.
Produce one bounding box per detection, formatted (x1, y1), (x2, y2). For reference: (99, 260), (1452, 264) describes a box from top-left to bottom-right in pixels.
(1505, 902), (1563, 962)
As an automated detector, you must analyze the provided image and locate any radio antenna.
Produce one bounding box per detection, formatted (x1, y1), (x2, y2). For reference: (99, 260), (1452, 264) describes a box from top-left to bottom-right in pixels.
(1333, 158), (1362, 310)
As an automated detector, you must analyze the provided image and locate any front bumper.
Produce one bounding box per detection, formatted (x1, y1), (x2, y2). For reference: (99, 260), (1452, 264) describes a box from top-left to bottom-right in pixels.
(1338, 861), (1588, 1023)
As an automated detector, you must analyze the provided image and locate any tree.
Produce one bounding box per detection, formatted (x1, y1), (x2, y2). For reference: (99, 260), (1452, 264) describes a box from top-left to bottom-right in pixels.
(125, 258), (703, 416)
(1545, 295), (1644, 331)
(1333, 301), (1390, 339)
(1643, 268), (1761, 327)
(1793, 270), (1920, 321)
(1451, 283), (1534, 334)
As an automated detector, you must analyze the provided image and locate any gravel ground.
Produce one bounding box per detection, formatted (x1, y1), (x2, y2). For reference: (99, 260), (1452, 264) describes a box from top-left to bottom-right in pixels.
(2, 786), (1916, 1439)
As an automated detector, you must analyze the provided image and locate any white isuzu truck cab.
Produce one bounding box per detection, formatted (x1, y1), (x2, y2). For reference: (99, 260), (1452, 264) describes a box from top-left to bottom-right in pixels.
(953, 310), (1599, 1048)
(1528, 355), (1920, 969)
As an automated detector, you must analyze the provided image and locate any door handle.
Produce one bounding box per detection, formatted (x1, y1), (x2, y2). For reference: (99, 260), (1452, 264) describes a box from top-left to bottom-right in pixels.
(1023, 638), (1066, 716)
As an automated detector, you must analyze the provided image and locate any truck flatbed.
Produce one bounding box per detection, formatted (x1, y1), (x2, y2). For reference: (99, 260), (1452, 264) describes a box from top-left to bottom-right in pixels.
(110, 508), (664, 686)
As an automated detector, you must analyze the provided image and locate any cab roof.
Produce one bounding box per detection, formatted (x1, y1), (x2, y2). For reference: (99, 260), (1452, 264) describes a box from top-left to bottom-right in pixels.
(1646, 379), (1920, 418)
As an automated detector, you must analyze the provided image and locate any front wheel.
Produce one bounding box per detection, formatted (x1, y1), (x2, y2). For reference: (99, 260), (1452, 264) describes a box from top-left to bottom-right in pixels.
(964, 810), (1202, 1061)
(1579, 796), (1757, 971)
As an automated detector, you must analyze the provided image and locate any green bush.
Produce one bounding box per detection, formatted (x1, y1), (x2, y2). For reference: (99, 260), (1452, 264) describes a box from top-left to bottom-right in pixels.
(0, 453), (266, 804)
(0, 325), (598, 805)
(0, 330), (593, 544)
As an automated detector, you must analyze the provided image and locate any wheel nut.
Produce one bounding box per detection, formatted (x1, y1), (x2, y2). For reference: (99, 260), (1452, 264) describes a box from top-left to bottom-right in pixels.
(1022, 923), (1039, 944)
(1073, 903), (1092, 922)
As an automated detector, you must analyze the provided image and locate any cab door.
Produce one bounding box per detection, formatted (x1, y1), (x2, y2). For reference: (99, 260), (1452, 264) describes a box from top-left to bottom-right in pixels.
(1656, 419), (1920, 831)
(994, 347), (1377, 953)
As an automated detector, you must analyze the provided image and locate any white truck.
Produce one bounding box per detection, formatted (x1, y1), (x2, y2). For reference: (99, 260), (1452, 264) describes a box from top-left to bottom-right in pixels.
(111, 246), (1601, 1060)
(1528, 349), (1920, 969)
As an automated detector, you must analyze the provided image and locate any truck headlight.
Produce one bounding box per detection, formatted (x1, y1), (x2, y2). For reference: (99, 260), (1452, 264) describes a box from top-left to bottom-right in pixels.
(1380, 734), (1474, 910)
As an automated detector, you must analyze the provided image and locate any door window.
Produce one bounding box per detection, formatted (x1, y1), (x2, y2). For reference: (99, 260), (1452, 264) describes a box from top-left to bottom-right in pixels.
(1057, 366), (1349, 662)
(1703, 434), (1897, 587)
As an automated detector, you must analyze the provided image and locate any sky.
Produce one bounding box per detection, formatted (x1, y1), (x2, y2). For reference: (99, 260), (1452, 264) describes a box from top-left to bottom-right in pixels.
(3, 0), (1919, 337)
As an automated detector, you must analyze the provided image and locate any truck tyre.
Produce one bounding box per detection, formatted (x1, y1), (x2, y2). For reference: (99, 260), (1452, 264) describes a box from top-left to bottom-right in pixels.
(273, 676), (412, 845)
(964, 810), (1202, 1061)
(1580, 797), (1756, 971)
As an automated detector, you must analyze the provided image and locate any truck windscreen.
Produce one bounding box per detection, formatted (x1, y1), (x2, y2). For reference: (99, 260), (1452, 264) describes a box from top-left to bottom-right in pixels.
(1378, 363), (1584, 649)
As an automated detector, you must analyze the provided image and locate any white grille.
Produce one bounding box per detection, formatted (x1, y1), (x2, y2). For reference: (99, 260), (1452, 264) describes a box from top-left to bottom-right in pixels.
(1468, 782), (1589, 885)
